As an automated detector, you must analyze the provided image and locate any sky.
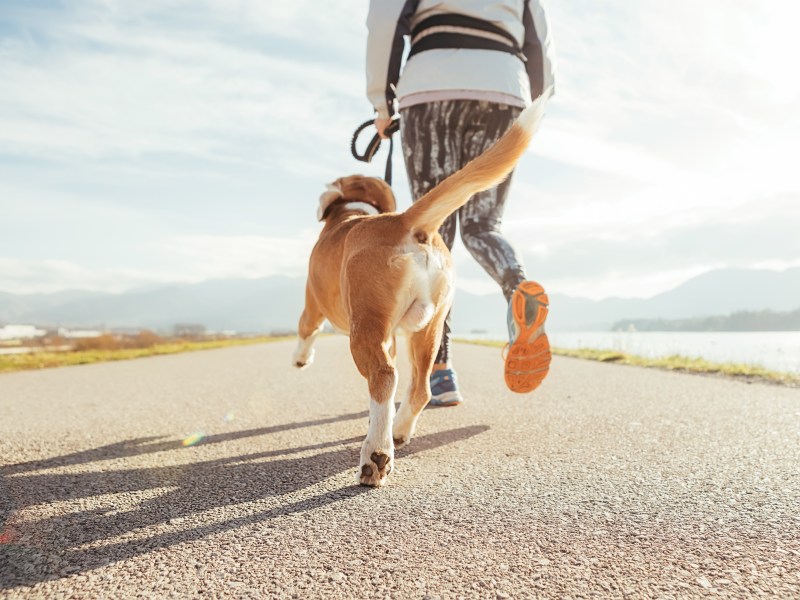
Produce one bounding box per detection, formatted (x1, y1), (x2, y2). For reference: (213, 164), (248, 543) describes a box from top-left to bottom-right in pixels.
(1, 0), (798, 299)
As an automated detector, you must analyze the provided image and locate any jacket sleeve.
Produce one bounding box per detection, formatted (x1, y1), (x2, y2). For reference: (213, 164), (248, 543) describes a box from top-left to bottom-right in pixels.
(366, 0), (417, 118)
(522, 0), (556, 101)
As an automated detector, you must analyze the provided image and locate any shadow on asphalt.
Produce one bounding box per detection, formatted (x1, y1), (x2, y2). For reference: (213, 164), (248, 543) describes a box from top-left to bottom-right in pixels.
(3, 410), (371, 476)
(0, 415), (489, 589)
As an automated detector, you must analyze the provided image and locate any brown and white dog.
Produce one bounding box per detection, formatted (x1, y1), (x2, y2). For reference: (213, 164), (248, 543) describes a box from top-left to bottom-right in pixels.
(293, 98), (547, 486)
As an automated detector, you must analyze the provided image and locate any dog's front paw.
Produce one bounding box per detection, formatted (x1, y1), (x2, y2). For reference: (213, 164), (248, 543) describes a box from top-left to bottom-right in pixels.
(358, 449), (393, 487)
(291, 347), (314, 369)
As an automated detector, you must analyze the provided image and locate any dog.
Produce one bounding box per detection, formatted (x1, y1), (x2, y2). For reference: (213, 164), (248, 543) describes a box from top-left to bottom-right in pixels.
(292, 97), (547, 486)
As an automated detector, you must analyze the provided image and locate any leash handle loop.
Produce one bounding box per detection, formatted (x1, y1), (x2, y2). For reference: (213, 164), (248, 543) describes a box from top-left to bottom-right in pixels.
(350, 118), (401, 185)
(350, 119), (380, 162)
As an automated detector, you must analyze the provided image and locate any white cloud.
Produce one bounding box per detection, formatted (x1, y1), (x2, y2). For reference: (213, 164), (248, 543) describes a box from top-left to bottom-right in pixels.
(0, 258), (192, 294)
(0, 230), (319, 294)
(161, 232), (320, 281)
(549, 265), (726, 301)
(544, 0), (800, 174)
(0, 2), (369, 181)
(1, 0), (798, 300)
(530, 126), (684, 184)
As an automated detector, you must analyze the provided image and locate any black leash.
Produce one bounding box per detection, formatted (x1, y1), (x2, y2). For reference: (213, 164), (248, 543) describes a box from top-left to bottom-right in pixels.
(350, 117), (400, 185)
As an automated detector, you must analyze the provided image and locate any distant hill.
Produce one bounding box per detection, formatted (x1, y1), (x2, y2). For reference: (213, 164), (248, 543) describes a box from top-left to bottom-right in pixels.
(0, 277), (306, 333)
(0, 290), (107, 322)
(1, 267), (799, 334)
(612, 308), (800, 332)
(448, 268), (800, 334)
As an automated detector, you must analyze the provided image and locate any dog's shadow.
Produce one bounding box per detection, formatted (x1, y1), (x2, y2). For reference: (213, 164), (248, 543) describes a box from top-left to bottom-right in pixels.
(0, 413), (488, 589)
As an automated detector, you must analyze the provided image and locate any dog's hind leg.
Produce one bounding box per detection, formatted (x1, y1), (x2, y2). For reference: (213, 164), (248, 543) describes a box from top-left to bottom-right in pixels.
(292, 290), (325, 369)
(350, 327), (397, 487)
(393, 310), (444, 448)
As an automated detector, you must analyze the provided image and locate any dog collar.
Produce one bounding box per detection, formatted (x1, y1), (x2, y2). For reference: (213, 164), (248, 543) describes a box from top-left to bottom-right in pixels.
(321, 198), (381, 220)
(341, 202), (380, 216)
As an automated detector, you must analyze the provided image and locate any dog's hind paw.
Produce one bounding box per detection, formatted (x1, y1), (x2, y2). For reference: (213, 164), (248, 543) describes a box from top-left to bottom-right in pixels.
(392, 435), (409, 449)
(292, 333), (317, 369)
(392, 408), (417, 449)
(358, 450), (393, 487)
(291, 347), (314, 369)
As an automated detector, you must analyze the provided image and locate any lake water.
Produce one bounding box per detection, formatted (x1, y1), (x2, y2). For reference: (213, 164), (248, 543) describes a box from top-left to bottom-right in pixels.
(458, 331), (800, 373)
(547, 331), (800, 374)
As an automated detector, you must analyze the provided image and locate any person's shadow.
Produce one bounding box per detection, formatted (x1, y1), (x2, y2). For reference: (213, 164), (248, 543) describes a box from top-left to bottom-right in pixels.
(0, 411), (488, 589)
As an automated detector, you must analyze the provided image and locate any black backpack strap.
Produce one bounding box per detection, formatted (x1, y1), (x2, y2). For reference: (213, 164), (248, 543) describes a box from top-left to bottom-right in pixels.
(408, 13), (524, 61)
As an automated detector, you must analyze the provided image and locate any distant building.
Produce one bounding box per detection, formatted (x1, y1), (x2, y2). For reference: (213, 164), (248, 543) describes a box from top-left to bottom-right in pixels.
(0, 324), (47, 340)
(109, 327), (148, 336)
(58, 328), (104, 339)
(174, 323), (206, 338)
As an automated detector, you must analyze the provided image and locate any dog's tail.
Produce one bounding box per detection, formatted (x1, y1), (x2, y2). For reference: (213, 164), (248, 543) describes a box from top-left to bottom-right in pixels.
(402, 89), (551, 237)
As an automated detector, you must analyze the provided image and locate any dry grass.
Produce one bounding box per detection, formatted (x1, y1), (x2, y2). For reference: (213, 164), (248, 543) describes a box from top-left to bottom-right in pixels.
(456, 338), (799, 387)
(0, 336), (286, 374)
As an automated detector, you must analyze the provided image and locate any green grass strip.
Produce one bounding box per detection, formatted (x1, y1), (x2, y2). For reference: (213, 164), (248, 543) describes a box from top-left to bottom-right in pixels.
(0, 336), (285, 374)
(456, 338), (799, 387)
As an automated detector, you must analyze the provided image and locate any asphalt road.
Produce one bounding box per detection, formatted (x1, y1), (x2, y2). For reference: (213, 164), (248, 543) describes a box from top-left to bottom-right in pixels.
(1, 337), (799, 598)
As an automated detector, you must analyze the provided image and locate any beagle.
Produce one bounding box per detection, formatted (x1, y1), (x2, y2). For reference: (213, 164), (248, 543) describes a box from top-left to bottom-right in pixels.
(293, 98), (547, 486)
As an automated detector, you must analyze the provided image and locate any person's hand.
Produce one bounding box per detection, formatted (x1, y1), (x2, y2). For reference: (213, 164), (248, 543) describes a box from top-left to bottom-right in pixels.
(375, 117), (393, 139)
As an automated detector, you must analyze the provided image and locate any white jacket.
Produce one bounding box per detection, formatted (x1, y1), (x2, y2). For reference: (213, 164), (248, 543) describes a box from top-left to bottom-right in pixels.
(366, 0), (556, 118)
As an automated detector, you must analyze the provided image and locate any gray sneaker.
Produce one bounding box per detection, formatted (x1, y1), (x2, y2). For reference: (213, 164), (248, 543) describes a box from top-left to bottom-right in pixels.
(428, 368), (464, 407)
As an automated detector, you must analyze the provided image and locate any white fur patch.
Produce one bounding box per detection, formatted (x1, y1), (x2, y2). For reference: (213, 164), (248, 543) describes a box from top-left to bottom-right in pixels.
(292, 332), (318, 368)
(367, 396), (395, 447)
(400, 299), (434, 332)
(358, 391), (397, 486)
(397, 244), (453, 333)
(516, 85), (554, 137)
(393, 399), (418, 445)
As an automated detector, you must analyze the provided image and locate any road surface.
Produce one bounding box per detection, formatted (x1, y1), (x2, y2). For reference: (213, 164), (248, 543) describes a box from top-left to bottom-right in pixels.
(1, 337), (799, 598)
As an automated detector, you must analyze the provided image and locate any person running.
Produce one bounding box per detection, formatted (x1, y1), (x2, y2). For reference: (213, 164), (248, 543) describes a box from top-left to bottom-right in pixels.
(366, 0), (556, 405)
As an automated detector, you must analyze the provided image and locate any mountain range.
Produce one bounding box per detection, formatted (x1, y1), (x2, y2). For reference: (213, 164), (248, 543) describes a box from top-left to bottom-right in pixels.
(1, 268), (799, 334)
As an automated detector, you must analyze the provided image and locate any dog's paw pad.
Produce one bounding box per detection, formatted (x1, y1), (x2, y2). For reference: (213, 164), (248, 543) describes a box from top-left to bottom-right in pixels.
(358, 451), (393, 487)
(372, 451), (392, 473)
(393, 436), (409, 448)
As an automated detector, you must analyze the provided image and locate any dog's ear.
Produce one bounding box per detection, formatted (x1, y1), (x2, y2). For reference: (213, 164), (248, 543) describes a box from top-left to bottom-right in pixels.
(317, 181), (343, 221)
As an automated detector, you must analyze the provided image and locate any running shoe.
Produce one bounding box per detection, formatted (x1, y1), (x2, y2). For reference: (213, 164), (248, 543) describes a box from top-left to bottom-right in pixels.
(429, 368), (464, 407)
(504, 281), (551, 393)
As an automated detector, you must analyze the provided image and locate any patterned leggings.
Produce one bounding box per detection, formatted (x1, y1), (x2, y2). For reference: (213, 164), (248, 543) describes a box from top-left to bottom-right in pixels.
(400, 100), (527, 364)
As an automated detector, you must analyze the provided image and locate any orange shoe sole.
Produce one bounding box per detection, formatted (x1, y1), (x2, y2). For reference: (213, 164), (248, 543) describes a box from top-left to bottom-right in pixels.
(504, 281), (551, 393)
